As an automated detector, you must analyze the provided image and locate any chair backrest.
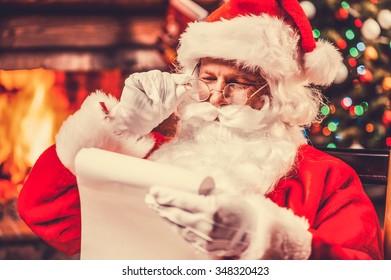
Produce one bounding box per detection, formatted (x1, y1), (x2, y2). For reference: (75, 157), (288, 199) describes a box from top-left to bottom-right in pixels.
(320, 148), (391, 260)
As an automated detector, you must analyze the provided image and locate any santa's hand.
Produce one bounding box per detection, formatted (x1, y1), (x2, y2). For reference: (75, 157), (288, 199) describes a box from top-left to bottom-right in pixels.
(55, 91), (155, 174)
(110, 70), (190, 136)
(146, 186), (254, 258)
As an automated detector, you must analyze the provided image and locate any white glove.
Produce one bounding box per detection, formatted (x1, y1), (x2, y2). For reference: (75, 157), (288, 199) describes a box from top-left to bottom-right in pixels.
(110, 70), (191, 136)
(146, 186), (255, 258)
(55, 91), (155, 174)
(146, 186), (313, 260)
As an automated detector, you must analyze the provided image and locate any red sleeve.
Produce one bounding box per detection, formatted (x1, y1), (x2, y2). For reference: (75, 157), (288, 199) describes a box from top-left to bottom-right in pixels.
(18, 144), (81, 256)
(307, 168), (383, 259)
(269, 145), (384, 260)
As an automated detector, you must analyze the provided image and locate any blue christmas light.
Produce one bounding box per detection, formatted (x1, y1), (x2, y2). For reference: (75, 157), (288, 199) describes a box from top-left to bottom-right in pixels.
(357, 42), (366, 51)
(357, 65), (366, 75)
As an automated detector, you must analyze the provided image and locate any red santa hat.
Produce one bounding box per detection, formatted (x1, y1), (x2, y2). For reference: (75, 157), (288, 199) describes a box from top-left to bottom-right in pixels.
(176, 0), (342, 86)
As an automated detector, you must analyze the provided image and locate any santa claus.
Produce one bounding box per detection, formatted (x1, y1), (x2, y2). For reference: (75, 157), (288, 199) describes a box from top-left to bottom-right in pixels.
(18, 0), (383, 259)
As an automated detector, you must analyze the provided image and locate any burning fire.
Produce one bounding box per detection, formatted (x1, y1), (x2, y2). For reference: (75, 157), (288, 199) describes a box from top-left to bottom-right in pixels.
(0, 68), (122, 187)
(0, 68), (122, 249)
(0, 68), (69, 185)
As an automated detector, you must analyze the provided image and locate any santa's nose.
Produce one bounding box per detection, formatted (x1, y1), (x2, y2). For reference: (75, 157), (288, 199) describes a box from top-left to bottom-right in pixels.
(208, 81), (228, 107)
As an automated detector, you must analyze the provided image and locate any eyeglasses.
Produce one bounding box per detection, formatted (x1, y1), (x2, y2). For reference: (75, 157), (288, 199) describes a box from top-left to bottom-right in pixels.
(183, 79), (269, 106)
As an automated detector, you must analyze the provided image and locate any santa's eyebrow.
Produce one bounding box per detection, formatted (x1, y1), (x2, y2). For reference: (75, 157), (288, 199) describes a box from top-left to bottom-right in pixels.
(235, 74), (257, 82)
(230, 74), (266, 85)
(199, 68), (264, 84)
(200, 70), (253, 79)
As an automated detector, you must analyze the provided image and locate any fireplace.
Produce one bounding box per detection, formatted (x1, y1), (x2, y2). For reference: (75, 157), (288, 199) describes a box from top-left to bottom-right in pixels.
(0, 68), (131, 259)
(0, 0), (220, 259)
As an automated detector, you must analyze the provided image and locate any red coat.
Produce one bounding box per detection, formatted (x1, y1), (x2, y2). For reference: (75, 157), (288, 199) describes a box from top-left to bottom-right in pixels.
(18, 133), (383, 259)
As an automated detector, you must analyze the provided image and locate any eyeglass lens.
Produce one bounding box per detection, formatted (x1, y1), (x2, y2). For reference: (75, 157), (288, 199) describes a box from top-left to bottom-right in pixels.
(185, 79), (251, 106)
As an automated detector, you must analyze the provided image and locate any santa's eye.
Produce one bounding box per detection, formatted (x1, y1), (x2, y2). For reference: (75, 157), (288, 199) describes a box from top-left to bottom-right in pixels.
(199, 77), (216, 84)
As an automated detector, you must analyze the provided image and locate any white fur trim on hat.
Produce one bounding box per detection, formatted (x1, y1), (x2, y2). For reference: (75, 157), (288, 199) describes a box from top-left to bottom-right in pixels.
(241, 196), (312, 259)
(55, 91), (155, 174)
(177, 14), (341, 86)
(178, 15), (301, 80)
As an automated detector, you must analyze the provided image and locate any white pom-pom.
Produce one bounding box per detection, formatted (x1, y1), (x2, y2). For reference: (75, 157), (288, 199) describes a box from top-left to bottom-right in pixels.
(304, 40), (342, 86)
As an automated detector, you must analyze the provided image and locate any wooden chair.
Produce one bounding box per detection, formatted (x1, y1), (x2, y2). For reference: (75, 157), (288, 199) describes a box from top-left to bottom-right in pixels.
(320, 148), (391, 260)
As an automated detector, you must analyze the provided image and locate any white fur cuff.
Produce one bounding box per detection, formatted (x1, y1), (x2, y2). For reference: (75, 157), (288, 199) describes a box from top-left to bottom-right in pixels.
(241, 196), (312, 260)
(55, 91), (155, 174)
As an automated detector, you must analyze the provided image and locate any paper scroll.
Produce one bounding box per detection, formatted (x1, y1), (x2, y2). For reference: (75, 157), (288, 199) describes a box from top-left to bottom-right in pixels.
(75, 148), (215, 260)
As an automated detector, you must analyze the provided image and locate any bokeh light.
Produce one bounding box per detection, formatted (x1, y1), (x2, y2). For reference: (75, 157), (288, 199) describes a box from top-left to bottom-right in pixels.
(322, 127), (332, 136)
(357, 42), (366, 51)
(349, 47), (359, 57)
(366, 123), (374, 133)
(348, 58), (357, 67)
(357, 65), (366, 75)
(337, 39), (347, 49)
(327, 143), (337, 148)
(321, 105), (330, 116)
(341, 97), (353, 109)
(313, 29), (321, 39)
(354, 105), (364, 116)
(327, 122), (338, 132)
(354, 19), (363, 28)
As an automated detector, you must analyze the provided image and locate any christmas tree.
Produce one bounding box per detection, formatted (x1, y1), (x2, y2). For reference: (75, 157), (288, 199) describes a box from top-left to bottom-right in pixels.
(301, 0), (391, 149)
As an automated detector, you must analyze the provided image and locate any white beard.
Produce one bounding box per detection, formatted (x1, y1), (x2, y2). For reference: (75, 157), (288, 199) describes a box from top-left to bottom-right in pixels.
(149, 97), (307, 195)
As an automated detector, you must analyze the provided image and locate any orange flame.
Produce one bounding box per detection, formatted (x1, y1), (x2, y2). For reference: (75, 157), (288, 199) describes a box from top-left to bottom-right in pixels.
(0, 68), (65, 184)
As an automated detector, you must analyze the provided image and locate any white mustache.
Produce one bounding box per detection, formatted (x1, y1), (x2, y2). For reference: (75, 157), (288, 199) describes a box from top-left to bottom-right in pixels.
(177, 98), (275, 134)
(178, 100), (218, 122)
